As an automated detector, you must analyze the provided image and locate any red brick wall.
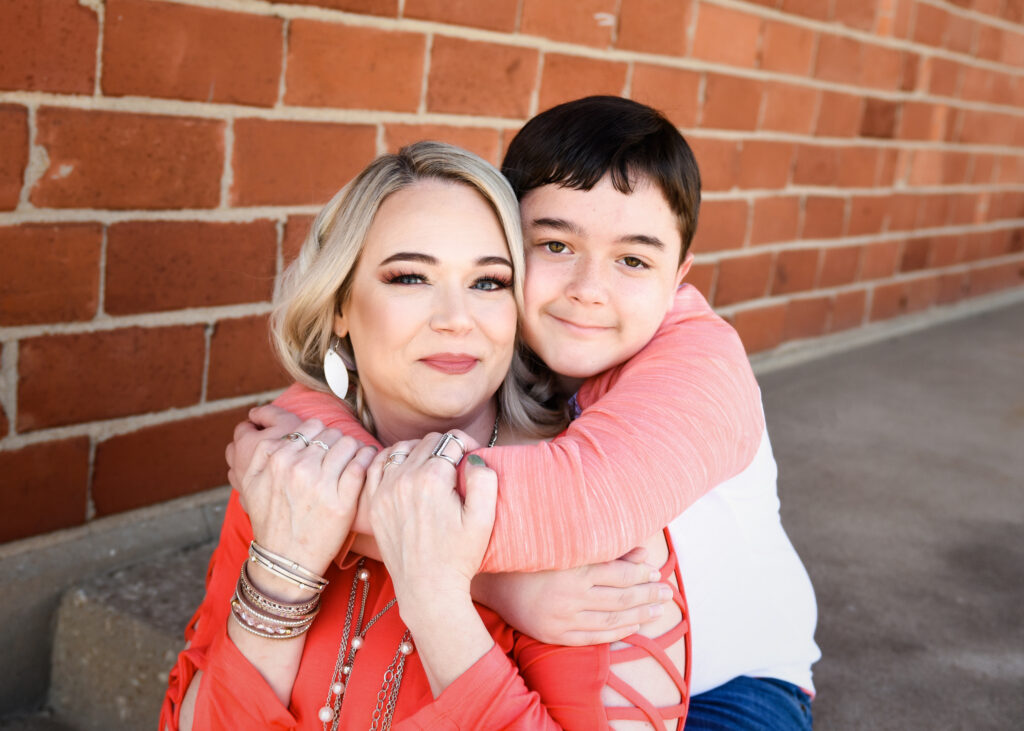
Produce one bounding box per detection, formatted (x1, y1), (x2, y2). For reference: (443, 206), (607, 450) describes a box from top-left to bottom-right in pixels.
(1, 0), (1022, 543)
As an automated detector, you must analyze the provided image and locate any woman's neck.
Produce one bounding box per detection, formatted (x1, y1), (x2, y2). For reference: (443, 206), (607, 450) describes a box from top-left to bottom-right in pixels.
(371, 401), (501, 449)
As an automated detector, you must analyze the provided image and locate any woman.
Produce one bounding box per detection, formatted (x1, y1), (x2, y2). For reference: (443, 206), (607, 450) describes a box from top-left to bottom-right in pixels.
(162, 142), (689, 729)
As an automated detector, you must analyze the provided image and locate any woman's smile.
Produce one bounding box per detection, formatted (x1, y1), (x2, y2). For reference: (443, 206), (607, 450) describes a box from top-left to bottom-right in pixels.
(418, 353), (480, 374)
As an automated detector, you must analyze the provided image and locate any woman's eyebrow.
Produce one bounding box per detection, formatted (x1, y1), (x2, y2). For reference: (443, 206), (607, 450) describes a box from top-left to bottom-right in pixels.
(379, 252), (436, 266)
(477, 255), (513, 268)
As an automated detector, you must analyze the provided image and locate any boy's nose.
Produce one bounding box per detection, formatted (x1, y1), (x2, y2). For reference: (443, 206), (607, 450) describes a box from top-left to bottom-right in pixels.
(565, 258), (609, 305)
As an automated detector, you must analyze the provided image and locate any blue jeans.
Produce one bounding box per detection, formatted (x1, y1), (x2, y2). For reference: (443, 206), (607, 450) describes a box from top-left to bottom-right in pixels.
(685, 676), (813, 730)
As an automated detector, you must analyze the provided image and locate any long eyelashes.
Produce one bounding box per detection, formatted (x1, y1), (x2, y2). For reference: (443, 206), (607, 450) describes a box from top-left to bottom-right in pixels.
(381, 270), (512, 290)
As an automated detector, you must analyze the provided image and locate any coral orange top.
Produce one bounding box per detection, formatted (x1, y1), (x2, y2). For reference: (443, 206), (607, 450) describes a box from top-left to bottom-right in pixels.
(160, 286), (763, 728)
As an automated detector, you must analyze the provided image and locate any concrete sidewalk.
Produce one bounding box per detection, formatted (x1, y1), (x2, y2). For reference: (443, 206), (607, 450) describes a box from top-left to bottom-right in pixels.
(761, 302), (1024, 729)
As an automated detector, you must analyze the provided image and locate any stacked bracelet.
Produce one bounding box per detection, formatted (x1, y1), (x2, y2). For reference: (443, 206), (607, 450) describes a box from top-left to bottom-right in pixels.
(247, 540), (329, 594)
(230, 564), (322, 640)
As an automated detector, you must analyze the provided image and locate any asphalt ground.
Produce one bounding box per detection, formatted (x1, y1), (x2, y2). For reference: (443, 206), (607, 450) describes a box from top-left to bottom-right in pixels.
(761, 302), (1024, 730)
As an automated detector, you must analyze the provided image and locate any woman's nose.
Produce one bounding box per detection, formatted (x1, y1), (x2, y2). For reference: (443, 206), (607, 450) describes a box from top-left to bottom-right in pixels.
(565, 257), (609, 306)
(430, 286), (474, 333)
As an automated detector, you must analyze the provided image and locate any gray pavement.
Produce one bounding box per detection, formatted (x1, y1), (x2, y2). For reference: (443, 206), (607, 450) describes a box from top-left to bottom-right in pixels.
(762, 302), (1024, 730)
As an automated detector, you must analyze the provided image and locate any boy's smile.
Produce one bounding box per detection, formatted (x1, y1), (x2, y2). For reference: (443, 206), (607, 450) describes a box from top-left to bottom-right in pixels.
(520, 174), (691, 388)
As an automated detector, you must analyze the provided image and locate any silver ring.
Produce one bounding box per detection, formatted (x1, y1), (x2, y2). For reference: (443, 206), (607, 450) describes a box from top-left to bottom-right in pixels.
(283, 432), (310, 447)
(310, 440), (330, 452)
(429, 432), (465, 468)
(383, 451), (409, 471)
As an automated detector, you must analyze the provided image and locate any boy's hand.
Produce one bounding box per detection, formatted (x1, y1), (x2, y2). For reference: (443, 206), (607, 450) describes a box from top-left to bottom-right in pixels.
(472, 547), (672, 646)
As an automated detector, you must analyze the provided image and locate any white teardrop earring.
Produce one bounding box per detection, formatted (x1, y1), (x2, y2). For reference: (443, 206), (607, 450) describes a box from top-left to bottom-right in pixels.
(323, 338), (352, 399)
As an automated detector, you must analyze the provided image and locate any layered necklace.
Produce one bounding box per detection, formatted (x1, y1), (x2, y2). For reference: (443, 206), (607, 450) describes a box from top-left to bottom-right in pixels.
(319, 415), (500, 730)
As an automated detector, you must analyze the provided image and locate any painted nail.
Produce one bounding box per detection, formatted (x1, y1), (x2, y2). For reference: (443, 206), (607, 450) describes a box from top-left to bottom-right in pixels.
(466, 454), (485, 466)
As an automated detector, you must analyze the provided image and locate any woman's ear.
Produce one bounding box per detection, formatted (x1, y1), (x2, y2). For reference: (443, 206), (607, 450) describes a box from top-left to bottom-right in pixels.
(333, 311), (349, 339)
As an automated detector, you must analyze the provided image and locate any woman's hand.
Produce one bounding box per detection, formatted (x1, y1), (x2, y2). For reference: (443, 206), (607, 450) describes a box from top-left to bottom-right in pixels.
(366, 432), (497, 619)
(473, 547), (673, 646)
(239, 417), (376, 596)
(226, 405), (303, 493)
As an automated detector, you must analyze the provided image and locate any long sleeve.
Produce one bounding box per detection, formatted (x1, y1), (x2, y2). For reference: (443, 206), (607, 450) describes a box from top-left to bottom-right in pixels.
(160, 492), (298, 730)
(275, 286), (764, 572)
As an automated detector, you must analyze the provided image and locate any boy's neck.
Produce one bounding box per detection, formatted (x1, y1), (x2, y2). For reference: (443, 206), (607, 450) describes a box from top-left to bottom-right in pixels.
(556, 374), (585, 396)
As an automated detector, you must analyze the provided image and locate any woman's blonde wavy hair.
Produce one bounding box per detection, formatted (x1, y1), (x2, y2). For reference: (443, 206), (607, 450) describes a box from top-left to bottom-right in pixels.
(270, 141), (567, 439)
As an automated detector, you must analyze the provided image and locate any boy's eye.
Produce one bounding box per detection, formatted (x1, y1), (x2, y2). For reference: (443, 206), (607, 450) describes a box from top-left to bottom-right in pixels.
(620, 256), (648, 269)
(544, 241), (568, 254)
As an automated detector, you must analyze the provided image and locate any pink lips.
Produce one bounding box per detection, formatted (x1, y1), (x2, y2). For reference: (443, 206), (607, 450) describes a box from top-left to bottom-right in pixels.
(419, 353), (479, 374)
(550, 315), (611, 334)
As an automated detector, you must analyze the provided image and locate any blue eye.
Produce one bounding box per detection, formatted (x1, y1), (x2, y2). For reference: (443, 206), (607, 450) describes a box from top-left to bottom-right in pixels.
(473, 276), (512, 291)
(386, 272), (426, 285)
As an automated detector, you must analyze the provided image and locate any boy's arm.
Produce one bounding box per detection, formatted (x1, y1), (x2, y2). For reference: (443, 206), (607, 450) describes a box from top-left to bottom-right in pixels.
(266, 287), (763, 573)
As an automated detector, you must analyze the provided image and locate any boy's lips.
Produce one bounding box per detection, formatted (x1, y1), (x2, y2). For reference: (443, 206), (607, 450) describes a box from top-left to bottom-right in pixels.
(549, 314), (614, 334)
(419, 354), (479, 374)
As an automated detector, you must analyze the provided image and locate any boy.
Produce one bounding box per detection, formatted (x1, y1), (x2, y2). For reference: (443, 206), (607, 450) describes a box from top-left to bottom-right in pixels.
(232, 96), (818, 728)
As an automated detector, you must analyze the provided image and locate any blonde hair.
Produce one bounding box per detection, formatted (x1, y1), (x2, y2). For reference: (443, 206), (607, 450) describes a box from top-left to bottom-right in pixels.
(271, 141), (567, 438)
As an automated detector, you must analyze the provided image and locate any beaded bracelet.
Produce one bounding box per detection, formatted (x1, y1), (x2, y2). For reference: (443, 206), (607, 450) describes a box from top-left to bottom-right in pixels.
(239, 564), (321, 617)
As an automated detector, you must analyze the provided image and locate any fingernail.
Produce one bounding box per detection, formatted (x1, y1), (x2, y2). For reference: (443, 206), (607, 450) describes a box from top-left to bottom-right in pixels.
(466, 454), (485, 466)
(650, 603), (664, 617)
(659, 586), (673, 601)
(649, 570), (661, 583)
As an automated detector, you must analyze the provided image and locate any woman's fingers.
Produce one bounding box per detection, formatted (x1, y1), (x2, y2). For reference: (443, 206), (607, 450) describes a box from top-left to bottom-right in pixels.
(248, 404), (303, 432)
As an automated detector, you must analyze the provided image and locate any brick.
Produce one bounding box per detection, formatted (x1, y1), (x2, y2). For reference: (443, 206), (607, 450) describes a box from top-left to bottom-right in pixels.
(232, 119), (376, 206)
(759, 20), (814, 75)
(860, 44), (903, 91)
(385, 124), (501, 165)
(969, 259), (1024, 295)
(904, 275), (939, 312)
(31, 109), (223, 210)
(730, 302), (787, 354)
(815, 93), (863, 138)
(900, 237), (930, 272)
(692, 5), (761, 67)
(860, 240), (901, 280)
(17, 326), (205, 431)
(683, 261), (716, 302)
(105, 221), (277, 315)
(917, 193), (952, 228)
(688, 137), (738, 192)
(286, 21), (425, 112)
(715, 252), (773, 306)
(960, 66), (995, 104)
(92, 407), (250, 516)
(913, 3), (949, 47)
(283, 215), (315, 266)
(793, 145), (839, 186)
(830, 289), (867, 331)
(802, 196), (846, 240)
(832, 0), (877, 30)
(538, 54), (628, 113)
(870, 281), (909, 320)
(959, 109), (1015, 146)
(207, 315), (288, 401)
(945, 16), (976, 54)
(818, 245), (861, 287)
(927, 57), (961, 97)
(860, 99), (899, 138)
(1003, 30), (1024, 66)
(779, 0), (830, 21)
(837, 147), (878, 188)
(750, 196), (800, 246)
(783, 295), (830, 341)
(877, 149), (900, 186)
(975, 24), (1004, 62)
(0, 438), (89, 543)
(929, 234), (962, 268)
(899, 102), (946, 141)
(887, 194), (920, 231)
(102, 0), (281, 107)
(404, 0), (517, 31)
(427, 37), (538, 118)
(276, 0), (397, 15)
(736, 141), (793, 190)
(0, 0), (97, 93)
(701, 74), (762, 131)
(772, 248), (819, 294)
(692, 199), (748, 252)
(631, 65), (701, 129)
(907, 149), (942, 186)
(847, 196), (888, 236)
(814, 34), (862, 85)
(900, 52), (920, 92)
(0, 223), (101, 326)
(520, 0), (616, 47)
(937, 271), (968, 305)
(616, 0), (693, 56)
(971, 154), (997, 185)
(760, 83), (818, 135)
(892, 0), (914, 38)
(948, 193), (981, 227)
(0, 105), (27, 209)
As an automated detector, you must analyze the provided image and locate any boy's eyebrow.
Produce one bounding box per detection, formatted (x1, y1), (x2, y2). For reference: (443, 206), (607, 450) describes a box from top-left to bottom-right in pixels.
(379, 252), (513, 268)
(615, 234), (666, 250)
(529, 217), (584, 236)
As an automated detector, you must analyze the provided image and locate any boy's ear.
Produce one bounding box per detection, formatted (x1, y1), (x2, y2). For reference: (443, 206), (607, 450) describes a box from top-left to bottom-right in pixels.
(675, 251), (694, 287)
(333, 311), (349, 339)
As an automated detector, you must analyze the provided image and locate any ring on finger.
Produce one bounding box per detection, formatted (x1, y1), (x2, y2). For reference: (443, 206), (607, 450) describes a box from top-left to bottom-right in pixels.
(309, 439), (330, 452)
(383, 451), (410, 471)
(429, 432), (465, 468)
(282, 431), (311, 447)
